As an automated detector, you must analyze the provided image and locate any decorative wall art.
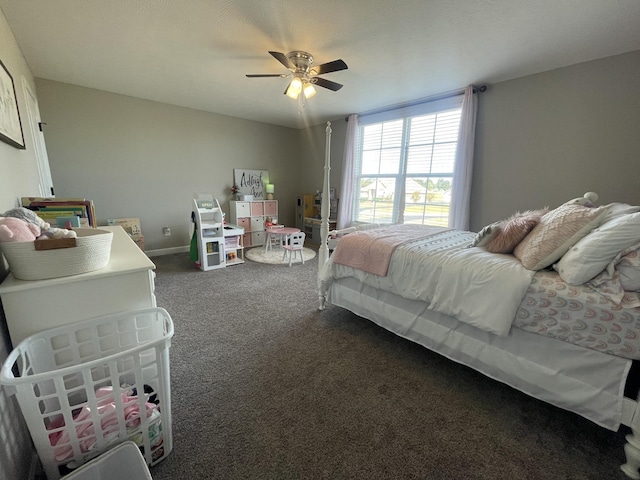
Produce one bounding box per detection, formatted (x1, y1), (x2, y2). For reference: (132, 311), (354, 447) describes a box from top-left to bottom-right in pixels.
(233, 169), (269, 200)
(0, 59), (25, 149)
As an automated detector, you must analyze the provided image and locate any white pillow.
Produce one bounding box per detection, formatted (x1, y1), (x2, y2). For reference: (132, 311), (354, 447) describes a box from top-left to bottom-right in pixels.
(600, 202), (640, 222)
(555, 211), (640, 285)
(618, 245), (640, 291)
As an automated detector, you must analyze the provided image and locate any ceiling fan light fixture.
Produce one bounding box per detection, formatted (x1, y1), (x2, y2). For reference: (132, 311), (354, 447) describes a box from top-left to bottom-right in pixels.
(303, 82), (316, 99)
(286, 77), (303, 99)
(247, 51), (348, 100)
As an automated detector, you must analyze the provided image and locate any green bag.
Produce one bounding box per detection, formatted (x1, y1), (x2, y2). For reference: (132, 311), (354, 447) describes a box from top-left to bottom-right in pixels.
(189, 229), (199, 262)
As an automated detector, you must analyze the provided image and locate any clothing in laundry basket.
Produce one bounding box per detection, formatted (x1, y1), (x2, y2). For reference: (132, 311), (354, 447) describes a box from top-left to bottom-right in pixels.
(47, 386), (162, 462)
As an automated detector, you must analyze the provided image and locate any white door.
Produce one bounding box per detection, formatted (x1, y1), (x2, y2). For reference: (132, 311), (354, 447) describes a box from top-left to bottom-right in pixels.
(22, 78), (54, 197)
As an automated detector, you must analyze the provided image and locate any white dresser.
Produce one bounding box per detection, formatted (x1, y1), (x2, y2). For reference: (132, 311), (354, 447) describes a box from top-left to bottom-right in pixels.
(0, 226), (156, 346)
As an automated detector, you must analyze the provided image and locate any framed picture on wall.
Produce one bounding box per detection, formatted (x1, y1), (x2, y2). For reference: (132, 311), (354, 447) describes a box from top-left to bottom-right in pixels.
(0, 59), (25, 149)
(233, 169), (269, 199)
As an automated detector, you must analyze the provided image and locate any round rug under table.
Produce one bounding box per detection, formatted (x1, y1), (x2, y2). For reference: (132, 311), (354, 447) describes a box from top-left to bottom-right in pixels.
(244, 246), (316, 265)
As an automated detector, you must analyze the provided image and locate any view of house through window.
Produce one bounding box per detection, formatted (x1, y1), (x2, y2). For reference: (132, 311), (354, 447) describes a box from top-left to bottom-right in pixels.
(353, 106), (462, 226)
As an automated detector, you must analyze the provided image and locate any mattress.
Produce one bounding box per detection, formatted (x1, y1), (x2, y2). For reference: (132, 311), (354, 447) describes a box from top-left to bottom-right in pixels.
(516, 270), (640, 360)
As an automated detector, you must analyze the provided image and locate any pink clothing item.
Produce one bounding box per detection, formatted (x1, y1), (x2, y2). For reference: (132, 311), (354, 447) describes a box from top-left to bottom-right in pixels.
(47, 386), (159, 462)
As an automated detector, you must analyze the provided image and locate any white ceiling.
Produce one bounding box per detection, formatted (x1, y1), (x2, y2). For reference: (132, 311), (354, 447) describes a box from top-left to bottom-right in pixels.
(2, 0), (640, 129)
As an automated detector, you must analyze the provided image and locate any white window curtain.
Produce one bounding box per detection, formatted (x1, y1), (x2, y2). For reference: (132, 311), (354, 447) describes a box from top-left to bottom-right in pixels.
(337, 114), (358, 229)
(448, 85), (478, 231)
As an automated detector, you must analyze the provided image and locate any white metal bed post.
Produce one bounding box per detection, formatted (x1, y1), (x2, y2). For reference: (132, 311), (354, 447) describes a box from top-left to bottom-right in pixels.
(318, 121), (332, 309)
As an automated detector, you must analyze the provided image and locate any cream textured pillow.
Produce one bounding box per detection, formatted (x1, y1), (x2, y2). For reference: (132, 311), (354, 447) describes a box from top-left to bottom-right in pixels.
(513, 203), (606, 271)
(485, 209), (548, 254)
(555, 211), (640, 285)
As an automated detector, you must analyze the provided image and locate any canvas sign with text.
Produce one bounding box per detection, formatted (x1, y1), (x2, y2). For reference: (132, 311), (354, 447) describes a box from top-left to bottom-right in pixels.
(234, 169), (269, 199)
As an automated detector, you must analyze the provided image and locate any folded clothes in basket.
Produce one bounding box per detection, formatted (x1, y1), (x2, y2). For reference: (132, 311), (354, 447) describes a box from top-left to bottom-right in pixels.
(47, 386), (161, 462)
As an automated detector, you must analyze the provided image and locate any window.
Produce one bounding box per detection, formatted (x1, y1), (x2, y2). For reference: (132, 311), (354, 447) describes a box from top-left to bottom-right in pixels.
(352, 97), (463, 226)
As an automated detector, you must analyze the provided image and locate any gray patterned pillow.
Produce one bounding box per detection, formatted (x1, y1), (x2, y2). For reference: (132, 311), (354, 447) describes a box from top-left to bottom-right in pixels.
(469, 222), (499, 248)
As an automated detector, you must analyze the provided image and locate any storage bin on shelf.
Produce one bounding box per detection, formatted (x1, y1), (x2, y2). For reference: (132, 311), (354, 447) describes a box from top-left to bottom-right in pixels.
(0, 228), (113, 280)
(0, 308), (174, 480)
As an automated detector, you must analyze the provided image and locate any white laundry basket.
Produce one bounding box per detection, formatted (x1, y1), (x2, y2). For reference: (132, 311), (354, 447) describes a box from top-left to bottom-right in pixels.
(0, 308), (174, 480)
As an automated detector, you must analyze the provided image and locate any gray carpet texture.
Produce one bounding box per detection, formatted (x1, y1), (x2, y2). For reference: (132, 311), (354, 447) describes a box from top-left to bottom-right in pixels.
(149, 252), (631, 480)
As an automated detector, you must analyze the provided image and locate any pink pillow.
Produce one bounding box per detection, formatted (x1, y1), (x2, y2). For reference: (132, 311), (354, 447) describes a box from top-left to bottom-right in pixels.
(485, 209), (547, 254)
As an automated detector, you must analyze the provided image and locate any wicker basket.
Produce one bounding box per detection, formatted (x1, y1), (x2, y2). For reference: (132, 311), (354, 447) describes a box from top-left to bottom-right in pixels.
(0, 228), (113, 281)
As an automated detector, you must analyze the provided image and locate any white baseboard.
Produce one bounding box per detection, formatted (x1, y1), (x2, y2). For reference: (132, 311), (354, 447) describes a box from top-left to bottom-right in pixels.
(145, 245), (190, 257)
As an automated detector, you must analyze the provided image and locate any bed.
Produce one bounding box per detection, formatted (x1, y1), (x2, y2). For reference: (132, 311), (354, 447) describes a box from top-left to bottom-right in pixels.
(315, 122), (640, 479)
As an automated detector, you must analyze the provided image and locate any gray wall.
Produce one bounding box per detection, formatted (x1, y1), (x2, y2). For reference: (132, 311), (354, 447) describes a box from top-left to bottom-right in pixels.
(298, 119), (347, 200)
(35, 79), (303, 252)
(38, 51), (640, 248)
(0, 10), (42, 480)
(471, 50), (640, 231)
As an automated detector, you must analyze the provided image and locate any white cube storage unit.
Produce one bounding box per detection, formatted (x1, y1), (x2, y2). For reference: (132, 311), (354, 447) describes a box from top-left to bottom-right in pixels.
(229, 200), (278, 247)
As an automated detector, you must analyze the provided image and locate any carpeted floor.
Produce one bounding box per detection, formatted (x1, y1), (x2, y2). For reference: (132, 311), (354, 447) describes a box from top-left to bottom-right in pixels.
(148, 252), (632, 480)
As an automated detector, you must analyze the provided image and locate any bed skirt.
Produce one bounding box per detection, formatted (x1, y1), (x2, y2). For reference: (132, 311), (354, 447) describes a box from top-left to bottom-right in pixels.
(328, 276), (632, 431)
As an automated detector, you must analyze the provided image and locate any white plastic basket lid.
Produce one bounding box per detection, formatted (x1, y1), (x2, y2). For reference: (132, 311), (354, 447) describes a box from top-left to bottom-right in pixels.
(61, 441), (152, 480)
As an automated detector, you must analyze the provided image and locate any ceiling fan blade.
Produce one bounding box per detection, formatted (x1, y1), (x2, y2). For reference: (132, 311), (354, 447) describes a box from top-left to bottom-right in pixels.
(311, 77), (343, 91)
(246, 74), (288, 78)
(311, 59), (348, 75)
(269, 51), (294, 69)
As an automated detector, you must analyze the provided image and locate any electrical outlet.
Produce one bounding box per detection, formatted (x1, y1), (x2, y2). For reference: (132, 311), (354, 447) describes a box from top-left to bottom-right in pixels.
(163, 227), (171, 236)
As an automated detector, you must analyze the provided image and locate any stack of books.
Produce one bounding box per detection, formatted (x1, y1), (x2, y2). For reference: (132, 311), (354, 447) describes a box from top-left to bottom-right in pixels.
(22, 197), (97, 228)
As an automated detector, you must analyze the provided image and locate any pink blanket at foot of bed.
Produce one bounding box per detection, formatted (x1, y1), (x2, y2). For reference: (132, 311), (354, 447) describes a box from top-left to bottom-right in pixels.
(332, 224), (449, 276)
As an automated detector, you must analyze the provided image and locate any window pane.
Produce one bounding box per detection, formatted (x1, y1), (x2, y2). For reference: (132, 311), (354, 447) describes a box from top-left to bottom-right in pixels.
(379, 147), (401, 174)
(380, 120), (403, 148)
(426, 176), (452, 227)
(409, 115), (436, 144)
(402, 176), (451, 227)
(431, 143), (457, 174)
(433, 110), (461, 143)
(361, 150), (380, 175)
(406, 144), (434, 174)
(356, 177), (396, 223)
(361, 124), (383, 150)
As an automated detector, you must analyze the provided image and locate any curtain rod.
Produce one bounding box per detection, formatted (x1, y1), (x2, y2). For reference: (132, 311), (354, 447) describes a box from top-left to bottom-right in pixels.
(345, 85), (487, 121)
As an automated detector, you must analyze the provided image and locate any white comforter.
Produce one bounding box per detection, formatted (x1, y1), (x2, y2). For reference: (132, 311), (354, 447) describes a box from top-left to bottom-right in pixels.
(320, 228), (535, 336)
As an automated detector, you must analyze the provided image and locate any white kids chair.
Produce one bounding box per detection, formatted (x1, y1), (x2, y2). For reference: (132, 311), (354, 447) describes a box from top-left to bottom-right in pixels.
(282, 232), (306, 266)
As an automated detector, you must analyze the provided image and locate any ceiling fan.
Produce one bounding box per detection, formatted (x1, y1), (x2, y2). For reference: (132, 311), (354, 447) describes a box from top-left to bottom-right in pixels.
(246, 51), (348, 99)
